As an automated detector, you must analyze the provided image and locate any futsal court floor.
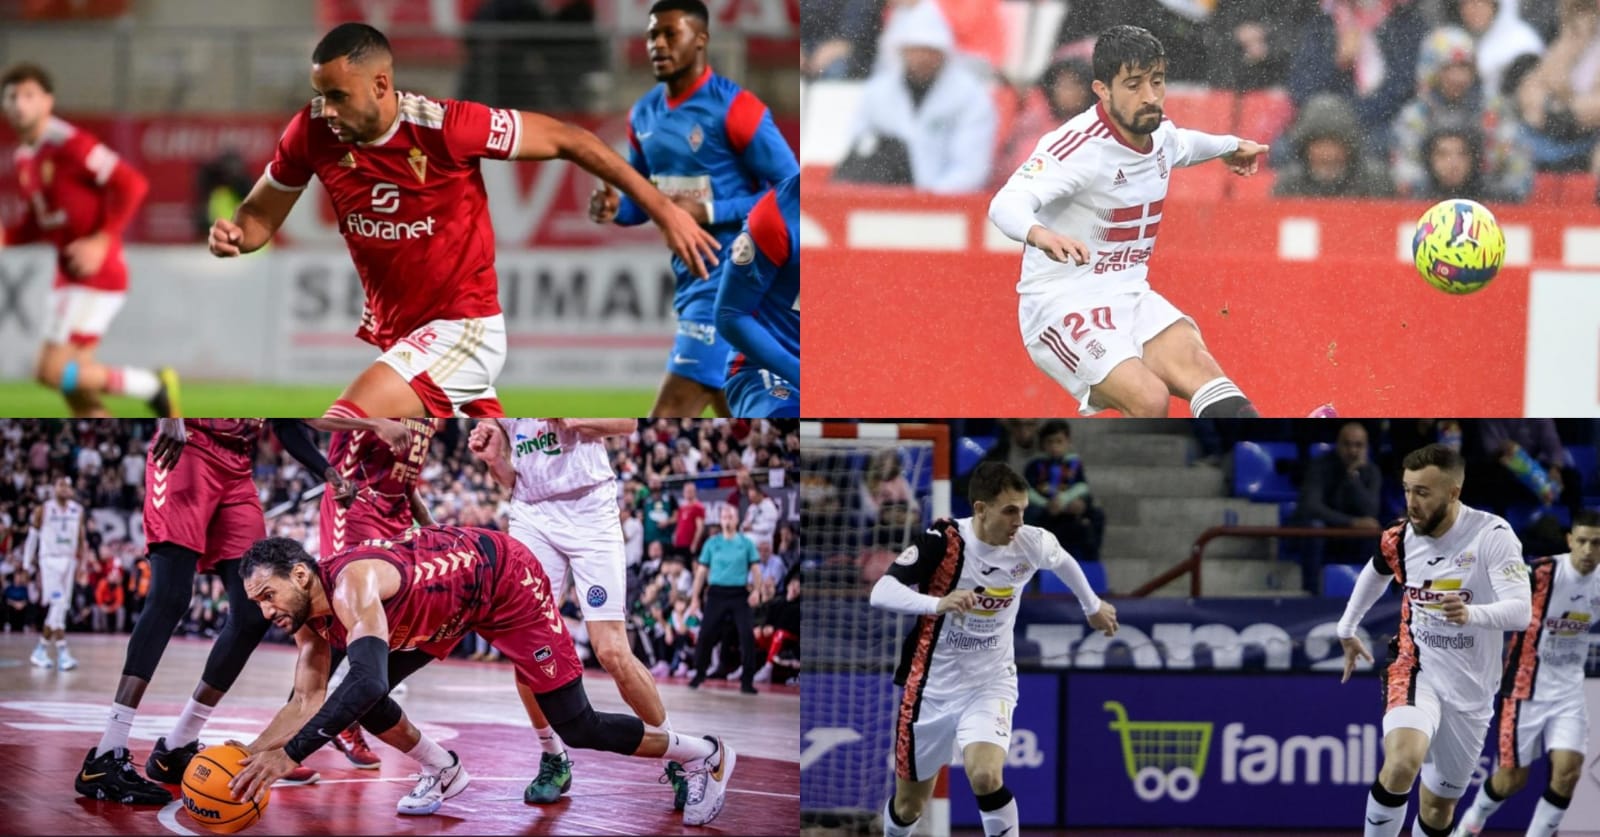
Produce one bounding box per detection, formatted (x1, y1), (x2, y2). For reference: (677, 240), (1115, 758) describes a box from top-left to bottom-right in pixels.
(2, 632), (798, 835)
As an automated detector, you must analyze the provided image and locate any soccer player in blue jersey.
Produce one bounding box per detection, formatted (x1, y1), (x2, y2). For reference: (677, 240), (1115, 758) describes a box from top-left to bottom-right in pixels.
(715, 174), (798, 417)
(589, 0), (799, 418)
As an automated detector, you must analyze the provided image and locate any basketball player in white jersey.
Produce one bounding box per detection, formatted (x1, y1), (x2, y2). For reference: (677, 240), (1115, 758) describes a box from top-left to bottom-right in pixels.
(1337, 444), (1532, 837)
(468, 418), (687, 808)
(1452, 510), (1600, 837)
(870, 461), (1117, 837)
(23, 476), (88, 670)
(988, 25), (1332, 419)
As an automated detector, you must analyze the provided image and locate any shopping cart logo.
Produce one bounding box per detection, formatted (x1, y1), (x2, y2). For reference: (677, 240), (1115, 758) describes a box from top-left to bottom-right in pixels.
(1104, 701), (1214, 802)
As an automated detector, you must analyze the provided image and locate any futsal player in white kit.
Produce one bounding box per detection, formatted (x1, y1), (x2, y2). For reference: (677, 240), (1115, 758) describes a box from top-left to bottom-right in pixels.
(1452, 510), (1600, 837)
(467, 418), (687, 807)
(987, 26), (1334, 419)
(24, 476), (88, 671)
(1337, 444), (1532, 837)
(869, 461), (1118, 837)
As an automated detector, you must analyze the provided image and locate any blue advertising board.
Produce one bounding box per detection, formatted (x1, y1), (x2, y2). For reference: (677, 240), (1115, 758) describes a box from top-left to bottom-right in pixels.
(1061, 672), (1545, 828)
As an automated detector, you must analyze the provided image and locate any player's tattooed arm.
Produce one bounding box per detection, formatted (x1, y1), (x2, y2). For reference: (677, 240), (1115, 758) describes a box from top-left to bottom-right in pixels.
(467, 420), (515, 489)
(554, 418), (637, 439)
(150, 419), (186, 471)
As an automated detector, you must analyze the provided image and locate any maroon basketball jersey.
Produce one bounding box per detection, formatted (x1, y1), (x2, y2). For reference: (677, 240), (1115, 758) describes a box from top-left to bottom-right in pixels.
(328, 419), (441, 507)
(180, 419), (264, 476)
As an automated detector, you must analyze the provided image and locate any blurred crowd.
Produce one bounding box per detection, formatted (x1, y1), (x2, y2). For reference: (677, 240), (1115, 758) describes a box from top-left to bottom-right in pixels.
(2, 418), (801, 688)
(811, 0), (1599, 204)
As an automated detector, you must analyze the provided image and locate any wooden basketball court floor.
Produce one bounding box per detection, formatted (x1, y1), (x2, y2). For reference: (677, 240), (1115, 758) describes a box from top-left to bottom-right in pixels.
(1, 633), (798, 835)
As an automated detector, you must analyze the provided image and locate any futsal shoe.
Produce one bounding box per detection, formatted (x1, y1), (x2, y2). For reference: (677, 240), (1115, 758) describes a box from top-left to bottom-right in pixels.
(30, 642), (52, 669)
(523, 751), (572, 804)
(75, 747), (173, 804)
(661, 761), (689, 811)
(145, 737), (201, 784)
(332, 724), (382, 768)
(397, 751), (469, 815)
(683, 737), (736, 826)
(56, 646), (78, 671)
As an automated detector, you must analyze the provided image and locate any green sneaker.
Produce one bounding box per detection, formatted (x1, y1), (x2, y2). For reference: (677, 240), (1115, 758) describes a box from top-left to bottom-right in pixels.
(523, 751), (572, 804)
(661, 761), (688, 812)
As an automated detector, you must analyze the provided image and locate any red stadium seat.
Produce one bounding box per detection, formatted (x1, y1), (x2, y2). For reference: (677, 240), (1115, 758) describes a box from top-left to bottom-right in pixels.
(1529, 172), (1566, 206)
(1163, 88), (1235, 136)
(1227, 169), (1276, 201)
(1236, 89), (1296, 148)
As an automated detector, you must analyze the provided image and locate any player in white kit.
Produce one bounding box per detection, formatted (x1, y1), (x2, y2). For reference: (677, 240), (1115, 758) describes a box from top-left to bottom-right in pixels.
(1337, 444), (1532, 837)
(1452, 509), (1600, 837)
(23, 477), (88, 670)
(869, 461), (1118, 837)
(467, 418), (687, 807)
(988, 26), (1329, 419)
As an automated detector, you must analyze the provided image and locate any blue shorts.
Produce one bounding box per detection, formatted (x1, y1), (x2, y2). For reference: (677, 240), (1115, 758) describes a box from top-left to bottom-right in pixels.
(666, 296), (731, 388)
(724, 365), (799, 418)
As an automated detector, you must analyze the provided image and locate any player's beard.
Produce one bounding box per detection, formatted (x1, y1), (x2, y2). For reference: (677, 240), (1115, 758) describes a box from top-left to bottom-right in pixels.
(653, 59), (692, 83)
(1114, 99), (1163, 137)
(1411, 503), (1449, 537)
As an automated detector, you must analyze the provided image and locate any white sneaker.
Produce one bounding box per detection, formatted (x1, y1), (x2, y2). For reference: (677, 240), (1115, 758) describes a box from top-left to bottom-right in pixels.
(682, 737), (736, 826)
(396, 751), (469, 816)
(753, 662), (772, 684)
(723, 666), (742, 682)
(57, 647), (78, 671)
(30, 644), (53, 669)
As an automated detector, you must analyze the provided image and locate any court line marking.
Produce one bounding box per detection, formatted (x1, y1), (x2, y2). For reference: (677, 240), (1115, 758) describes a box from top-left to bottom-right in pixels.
(157, 800), (198, 835)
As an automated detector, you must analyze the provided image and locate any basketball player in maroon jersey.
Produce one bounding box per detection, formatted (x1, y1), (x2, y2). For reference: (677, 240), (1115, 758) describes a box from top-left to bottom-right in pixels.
(230, 527), (737, 824)
(74, 419), (353, 804)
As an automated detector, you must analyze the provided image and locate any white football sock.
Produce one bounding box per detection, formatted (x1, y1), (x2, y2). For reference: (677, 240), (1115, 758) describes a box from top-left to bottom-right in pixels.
(662, 732), (716, 763)
(883, 795), (917, 837)
(1526, 790), (1570, 836)
(404, 735), (454, 772)
(96, 702), (138, 758)
(168, 697), (215, 747)
(534, 725), (566, 756)
(1365, 785), (1407, 837)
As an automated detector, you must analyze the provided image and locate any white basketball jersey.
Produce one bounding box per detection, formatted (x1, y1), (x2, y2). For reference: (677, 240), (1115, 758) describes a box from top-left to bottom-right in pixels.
(498, 419), (615, 504)
(996, 102), (1236, 343)
(1508, 554), (1600, 704)
(1388, 505), (1528, 708)
(39, 499), (83, 560)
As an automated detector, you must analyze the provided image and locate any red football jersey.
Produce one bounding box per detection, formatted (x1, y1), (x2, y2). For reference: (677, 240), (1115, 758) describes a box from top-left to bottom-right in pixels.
(9, 117), (129, 291)
(266, 92), (520, 349)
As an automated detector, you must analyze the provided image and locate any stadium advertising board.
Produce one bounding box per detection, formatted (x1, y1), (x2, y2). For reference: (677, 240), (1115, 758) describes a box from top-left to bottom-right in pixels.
(800, 672), (1059, 827)
(1062, 672), (1547, 828)
(1017, 596), (1405, 672)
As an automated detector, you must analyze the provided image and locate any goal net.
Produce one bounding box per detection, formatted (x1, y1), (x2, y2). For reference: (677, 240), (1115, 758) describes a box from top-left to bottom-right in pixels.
(800, 422), (951, 836)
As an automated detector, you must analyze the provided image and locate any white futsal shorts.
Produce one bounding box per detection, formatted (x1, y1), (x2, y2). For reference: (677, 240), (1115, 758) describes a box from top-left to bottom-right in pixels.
(1024, 289), (1195, 416)
(37, 555), (75, 627)
(377, 314), (507, 417)
(1382, 683), (1493, 799)
(507, 480), (627, 622)
(901, 678), (1018, 783)
(45, 286), (125, 347)
(1497, 694), (1589, 768)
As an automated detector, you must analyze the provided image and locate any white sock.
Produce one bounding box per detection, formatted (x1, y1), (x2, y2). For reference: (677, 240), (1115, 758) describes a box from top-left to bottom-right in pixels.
(534, 725), (566, 756)
(404, 735), (454, 773)
(659, 716), (672, 733)
(1365, 786), (1407, 837)
(1456, 781), (1504, 834)
(110, 367), (161, 399)
(96, 702), (138, 757)
(883, 794), (917, 837)
(168, 697), (215, 747)
(662, 732), (716, 764)
(1189, 376), (1247, 417)
(1527, 791), (1570, 836)
(977, 789), (1019, 837)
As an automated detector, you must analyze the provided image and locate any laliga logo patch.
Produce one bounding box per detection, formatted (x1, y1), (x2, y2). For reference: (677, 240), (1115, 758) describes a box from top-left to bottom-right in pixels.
(1019, 156), (1045, 178)
(732, 232), (755, 266)
(587, 585), (608, 607)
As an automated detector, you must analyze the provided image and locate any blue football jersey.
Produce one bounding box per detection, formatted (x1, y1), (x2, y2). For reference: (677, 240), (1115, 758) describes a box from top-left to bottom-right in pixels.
(614, 67), (798, 311)
(716, 173), (799, 389)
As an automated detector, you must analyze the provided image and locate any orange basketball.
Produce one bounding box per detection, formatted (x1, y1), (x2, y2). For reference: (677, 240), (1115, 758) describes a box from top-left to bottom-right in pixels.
(179, 744), (269, 834)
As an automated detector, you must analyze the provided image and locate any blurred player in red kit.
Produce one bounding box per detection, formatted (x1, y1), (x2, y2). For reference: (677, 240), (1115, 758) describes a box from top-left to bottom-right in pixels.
(1, 63), (179, 417)
(207, 23), (720, 418)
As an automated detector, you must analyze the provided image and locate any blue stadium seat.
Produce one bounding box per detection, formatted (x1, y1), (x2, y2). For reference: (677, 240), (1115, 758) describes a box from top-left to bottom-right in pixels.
(956, 436), (995, 478)
(1322, 564), (1360, 598)
(1037, 561), (1108, 595)
(1505, 504), (1572, 539)
(1232, 441), (1298, 502)
(1309, 442), (1333, 462)
(1565, 443), (1598, 505)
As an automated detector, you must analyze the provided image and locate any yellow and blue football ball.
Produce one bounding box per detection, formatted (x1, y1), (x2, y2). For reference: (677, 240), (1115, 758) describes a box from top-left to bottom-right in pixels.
(1411, 199), (1505, 294)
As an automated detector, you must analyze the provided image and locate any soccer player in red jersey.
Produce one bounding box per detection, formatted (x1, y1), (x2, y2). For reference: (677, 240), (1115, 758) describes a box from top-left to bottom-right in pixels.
(207, 24), (720, 418)
(0, 63), (179, 417)
(230, 527), (738, 825)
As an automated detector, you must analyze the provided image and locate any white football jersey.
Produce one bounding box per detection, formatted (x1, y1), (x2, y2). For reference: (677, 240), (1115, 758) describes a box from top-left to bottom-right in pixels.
(994, 102), (1238, 343)
(1382, 505), (1529, 709)
(39, 499), (83, 560)
(497, 419), (615, 504)
(888, 518), (1097, 702)
(1503, 553), (1600, 704)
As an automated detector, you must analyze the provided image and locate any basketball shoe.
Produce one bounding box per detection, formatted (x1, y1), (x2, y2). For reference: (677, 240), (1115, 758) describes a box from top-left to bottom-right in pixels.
(145, 737), (201, 783)
(75, 747), (173, 804)
(661, 761), (689, 811)
(397, 750), (469, 815)
(524, 751), (572, 803)
(332, 724), (381, 768)
(682, 737), (736, 826)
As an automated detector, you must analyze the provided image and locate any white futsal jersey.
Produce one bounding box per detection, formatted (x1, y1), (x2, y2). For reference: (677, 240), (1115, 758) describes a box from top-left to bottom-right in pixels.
(1502, 553), (1600, 704)
(994, 102), (1239, 343)
(39, 499), (83, 561)
(1378, 505), (1529, 710)
(497, 419), (615, 503)
(887, 518), (1101, 702)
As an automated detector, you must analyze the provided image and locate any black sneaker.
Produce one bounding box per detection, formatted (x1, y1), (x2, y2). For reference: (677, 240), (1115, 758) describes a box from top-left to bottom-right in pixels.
(75, 747), (174, 804)
(687, 674), (705, 690)
(145, 737), (200, 784)
(660, 761), (688, 812)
